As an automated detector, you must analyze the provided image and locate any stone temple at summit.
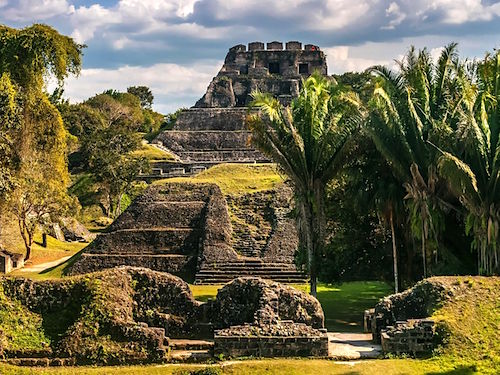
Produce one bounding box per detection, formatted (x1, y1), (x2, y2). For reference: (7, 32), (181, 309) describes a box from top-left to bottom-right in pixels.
(70, 41), (328, 283)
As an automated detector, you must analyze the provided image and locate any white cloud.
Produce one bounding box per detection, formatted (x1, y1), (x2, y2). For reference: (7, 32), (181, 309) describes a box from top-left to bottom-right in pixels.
(0, 0), (71, 21)
(324, 46), (392, 73)
(383, 2), (406, 30)
(60, 62), (220, 113)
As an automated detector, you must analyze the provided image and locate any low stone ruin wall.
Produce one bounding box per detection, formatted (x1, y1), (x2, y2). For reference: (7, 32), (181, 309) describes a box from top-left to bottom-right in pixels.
(214, 322), (328, 358)
(380, 319), (436, 355)
(368, 278), (453, 356)
(1, 269), (326, 365)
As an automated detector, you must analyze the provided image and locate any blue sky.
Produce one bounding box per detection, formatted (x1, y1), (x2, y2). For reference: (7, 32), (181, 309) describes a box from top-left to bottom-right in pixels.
(1, 0), (500, 113)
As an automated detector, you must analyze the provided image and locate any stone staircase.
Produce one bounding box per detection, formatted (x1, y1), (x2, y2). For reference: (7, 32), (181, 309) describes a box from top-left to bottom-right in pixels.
(168, 339), (214, 362)
(194, 259), (307, 284)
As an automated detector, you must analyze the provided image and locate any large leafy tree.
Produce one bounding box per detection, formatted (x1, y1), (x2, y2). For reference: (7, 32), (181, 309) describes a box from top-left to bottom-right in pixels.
(368, 44), (465, 277)
(0, 24), (83, 259)
(249, 74), (364, 296)
(437, 51), (500, 275)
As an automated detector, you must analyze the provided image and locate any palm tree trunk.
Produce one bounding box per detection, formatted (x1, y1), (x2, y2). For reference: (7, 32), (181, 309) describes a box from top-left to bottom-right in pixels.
(421, 219), (427, 278)
(390, 210), (399, 293)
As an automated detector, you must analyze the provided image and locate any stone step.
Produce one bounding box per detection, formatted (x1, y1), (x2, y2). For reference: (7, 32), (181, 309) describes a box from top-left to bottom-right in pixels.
(196, 270), (304, 279)
(194, 277), (307, 284)
(169, 339), (214, 351)
(169, 350), (213, 362)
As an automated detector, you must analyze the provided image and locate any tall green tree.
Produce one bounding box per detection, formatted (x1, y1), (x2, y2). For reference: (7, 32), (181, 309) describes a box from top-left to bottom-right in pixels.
(437, 51), (500, 275)
(0, 24), (83, 258)
(127, 86), (154, 109)
(249, 74), (364, 296)
(368, 44), (465, 277)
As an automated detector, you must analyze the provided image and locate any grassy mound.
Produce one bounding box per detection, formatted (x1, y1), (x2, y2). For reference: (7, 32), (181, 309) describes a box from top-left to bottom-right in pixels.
(132, 144), (174, 161)
(376, 276), (499, 373)
(156, 163), (283, 195)
(430, 276), (499, 372)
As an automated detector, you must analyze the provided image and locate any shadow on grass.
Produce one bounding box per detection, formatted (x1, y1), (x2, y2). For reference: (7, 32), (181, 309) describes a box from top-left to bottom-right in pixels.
(316, 281), (392, 332)
(426, 365), (477, 375)
(39, 248), (85, 276)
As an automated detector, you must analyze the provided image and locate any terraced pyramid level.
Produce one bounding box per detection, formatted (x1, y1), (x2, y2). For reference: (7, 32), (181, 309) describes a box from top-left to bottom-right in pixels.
(70, 182), (237, 279)
(147, 41), (328, 178)
(71, 181), (307, 284)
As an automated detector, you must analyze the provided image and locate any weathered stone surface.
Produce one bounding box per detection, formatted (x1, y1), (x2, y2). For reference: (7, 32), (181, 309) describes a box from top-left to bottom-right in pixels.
(372, 278), (452, 343)
(70, 183), (237, 277)
(380, 319), (436, 355)
(214, 322), (329, 358)
(370, 278), (457, 356)
(212, 277), (324, 329)
(195, 41), (327, 108)
(1, 268), (324, 363)
(60, 217), (95, 242)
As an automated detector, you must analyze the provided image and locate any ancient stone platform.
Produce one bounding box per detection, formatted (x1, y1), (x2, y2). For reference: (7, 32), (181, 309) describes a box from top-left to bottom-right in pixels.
(71, 182), (306, 283)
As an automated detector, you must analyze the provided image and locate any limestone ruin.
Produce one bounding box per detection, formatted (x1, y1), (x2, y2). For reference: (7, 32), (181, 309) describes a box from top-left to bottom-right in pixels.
(148, 41), (328, 177)
(0, 267), (327, 365)
(71, 182), (305, 283)
(73, 41), (326, 282)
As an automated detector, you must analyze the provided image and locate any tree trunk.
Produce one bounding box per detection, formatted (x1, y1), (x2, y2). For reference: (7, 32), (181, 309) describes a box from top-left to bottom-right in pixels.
(115, 193), (124, 218)
(42, 233), (47, 248)
(421, 220), (427, 278)
(390, 210), (399, 293)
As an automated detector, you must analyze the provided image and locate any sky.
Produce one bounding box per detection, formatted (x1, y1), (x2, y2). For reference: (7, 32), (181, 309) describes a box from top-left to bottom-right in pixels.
(1, 0), (500, 113)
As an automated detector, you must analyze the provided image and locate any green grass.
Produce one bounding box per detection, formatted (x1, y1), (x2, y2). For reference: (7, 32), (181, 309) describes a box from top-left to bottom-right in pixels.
(0, 284), (51, 351)
(155, 163), (283, 195)
(430, 277), (500, 373)
(0, 358), (476, 374)
(132, 143), (174, 161)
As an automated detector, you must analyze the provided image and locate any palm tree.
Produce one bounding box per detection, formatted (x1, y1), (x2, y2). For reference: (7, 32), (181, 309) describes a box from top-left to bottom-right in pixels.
(248, 74), (364, 296)
(368, 44), (464, 278)
(437, 51), (500, 275)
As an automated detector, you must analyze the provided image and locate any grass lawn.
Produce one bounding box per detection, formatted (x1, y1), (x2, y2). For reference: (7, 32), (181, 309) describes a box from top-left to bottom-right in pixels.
(0, 358), (477, 374)
(5, 233), (87, 269)
(156, 163), (284, 195)
(132, 143), (174, 161)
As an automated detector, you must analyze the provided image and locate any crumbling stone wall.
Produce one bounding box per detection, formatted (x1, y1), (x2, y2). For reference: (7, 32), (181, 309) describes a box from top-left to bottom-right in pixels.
(225, 183), (298, 262)
(214, 322), (328, 358)
(211, 277), (324, 329)
(380, 319), (436, 355)
(195, 41), (327, 108)
(1, 268), (325, 364)
(369, 278), (455, 356)
(372, 279), (451, 342)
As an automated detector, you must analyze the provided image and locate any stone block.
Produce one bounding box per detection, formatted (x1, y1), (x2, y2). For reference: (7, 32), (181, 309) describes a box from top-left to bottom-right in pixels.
(230, 44), (246, 53)
(286, 41), (302, 50)
(267, 41), (283, 50)
(248, 42), (265, 51)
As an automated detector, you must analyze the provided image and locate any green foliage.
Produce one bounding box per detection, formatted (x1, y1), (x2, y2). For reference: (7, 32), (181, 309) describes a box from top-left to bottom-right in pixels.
(249, 73), (365, 294)
(127, 85), (154, 109)
(368, 44), (468, 278)
(436, 51), (500, 275)
(0, 24), (82, 257)
(0, 73), (21, 201)
(0, 24), (83, 90)
(0, 283), (50, 351)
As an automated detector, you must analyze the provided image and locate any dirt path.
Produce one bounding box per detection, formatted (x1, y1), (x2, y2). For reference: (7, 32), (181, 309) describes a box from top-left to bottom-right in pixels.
(17, 256), (71, 273)
(328, 332), (382, 359)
